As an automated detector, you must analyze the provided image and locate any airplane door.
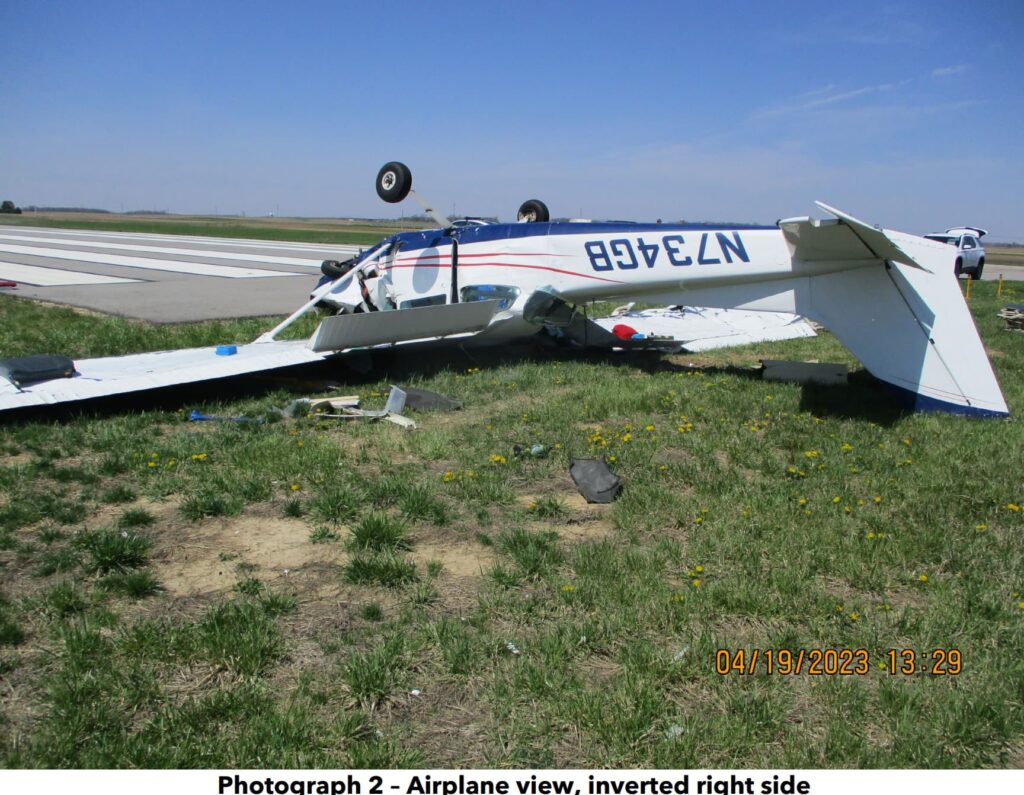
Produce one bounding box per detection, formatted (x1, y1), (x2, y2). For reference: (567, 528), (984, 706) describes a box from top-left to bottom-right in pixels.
(386, 235), (454, 309)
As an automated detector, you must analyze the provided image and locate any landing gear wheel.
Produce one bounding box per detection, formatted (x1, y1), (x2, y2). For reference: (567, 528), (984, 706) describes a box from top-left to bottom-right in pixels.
(973, 259), (984, 280)
(954, 258), (963, 278)
(517, 199), (550, 223)
(321, 257), (356, 279)
(376, 162), (412, 203)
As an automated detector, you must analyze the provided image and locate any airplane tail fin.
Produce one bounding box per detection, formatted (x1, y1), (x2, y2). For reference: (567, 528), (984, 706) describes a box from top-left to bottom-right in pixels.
(787, 208), (1008, 416)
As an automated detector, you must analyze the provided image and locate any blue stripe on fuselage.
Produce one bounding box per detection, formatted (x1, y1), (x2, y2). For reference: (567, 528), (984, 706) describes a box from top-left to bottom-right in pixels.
(385, 221), (775, 255)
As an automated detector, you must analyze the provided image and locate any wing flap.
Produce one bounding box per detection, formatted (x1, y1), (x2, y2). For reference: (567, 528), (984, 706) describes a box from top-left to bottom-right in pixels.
(309, 300), (500, 352)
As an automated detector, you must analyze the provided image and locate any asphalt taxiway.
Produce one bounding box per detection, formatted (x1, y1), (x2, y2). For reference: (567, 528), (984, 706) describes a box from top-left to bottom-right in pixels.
(0, 226), (361, 322)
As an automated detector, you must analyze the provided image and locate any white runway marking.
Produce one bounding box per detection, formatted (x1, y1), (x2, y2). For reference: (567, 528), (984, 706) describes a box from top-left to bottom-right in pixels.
(0, 233), (328, 267)
(0, 226), (362, 255)
(0, 261), (141, 286)
(0, 243), (304, 279)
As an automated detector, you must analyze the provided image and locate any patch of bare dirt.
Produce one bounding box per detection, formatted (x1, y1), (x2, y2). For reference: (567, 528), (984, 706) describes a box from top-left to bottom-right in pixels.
(0, 452), (34, 467)
(150, 507), (345, 598)
(411, 541), (495, 579)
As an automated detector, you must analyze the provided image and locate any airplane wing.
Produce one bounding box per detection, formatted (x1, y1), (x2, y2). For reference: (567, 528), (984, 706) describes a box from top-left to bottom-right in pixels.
(309, 300), (500, 352)
(0, 341), (332, 412)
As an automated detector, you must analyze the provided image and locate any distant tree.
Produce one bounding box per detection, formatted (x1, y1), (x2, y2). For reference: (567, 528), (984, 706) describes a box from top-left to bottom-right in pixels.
(0, 200), (21, 214)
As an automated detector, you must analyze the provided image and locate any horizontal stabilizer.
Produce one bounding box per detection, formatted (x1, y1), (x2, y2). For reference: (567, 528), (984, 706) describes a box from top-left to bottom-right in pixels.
(780, 204), (934, 272)
(814, 202), (930, 272)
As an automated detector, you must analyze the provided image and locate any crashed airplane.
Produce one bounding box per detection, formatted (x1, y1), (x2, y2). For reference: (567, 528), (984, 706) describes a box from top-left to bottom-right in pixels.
(0, 161), (1009, 417)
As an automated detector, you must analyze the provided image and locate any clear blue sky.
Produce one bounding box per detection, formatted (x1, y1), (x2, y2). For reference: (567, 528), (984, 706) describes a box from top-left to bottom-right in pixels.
(2, 1), (1023, 239)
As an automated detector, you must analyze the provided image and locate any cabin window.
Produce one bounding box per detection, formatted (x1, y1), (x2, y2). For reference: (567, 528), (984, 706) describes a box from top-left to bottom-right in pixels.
(399, 294), (447, 310)
(460, 284), (521, 309)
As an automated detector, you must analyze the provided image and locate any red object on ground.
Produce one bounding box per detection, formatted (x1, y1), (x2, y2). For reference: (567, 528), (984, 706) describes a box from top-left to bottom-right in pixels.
(0, 280), (17, 288)
(611, 323), (638, 340)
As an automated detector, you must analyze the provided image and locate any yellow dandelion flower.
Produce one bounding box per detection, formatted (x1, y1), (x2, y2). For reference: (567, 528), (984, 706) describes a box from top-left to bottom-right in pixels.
(849, 612), (860, 621)
(489, 454), (507, 465)
(1018, 602), (1024, 610)
(798, 497), (808, 506)
(146, 461), (156, 468)
(873, 496), (882, 504)
(659, 464), (668, 471)
(560, 584), (576, 593)
(835, 605), (845, 613)
(975, 523), (987, 531)
(902, 437), (912, 446)
(918, 574), (929, 583)
(694, 516), (704, 525)
(694, 565), (704, 574)
(670, 593), (686, 603)
(608, 455), (617, 463)
(841, 443), (853, 452)
(844, 506), (852, 514)
(804, 450), (819, 459)
(691, 578), (702, 588)
(290, 483), (300, 491)
(832, 496), (841, 504)
(1007, 503), (1021, 512)
(645, 424), (655, 432)
(867, 532), (876, 540)
(149, 452), (158, 459)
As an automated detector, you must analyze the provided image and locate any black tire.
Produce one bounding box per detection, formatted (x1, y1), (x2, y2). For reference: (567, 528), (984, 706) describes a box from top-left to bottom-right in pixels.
(376, 162), (412, 203)
(972, 259), (984, 281)
(517, 199), (550, 223)
(321, 257), (356, 279)
(954, 258), (963, 278)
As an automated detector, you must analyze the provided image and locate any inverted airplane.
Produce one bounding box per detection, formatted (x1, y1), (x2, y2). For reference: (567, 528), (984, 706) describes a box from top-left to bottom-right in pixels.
(0, 162), (1009, 417)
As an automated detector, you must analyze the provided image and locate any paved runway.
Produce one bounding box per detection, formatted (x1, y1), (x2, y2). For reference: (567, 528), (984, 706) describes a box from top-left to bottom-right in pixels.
(0, 225), (363, 322)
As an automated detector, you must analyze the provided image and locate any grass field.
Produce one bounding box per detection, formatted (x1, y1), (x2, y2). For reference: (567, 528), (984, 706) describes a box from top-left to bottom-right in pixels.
(1, 278), (1023, 769)
(989, 246), (1024, 267)
(0, 211), (415, 246)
